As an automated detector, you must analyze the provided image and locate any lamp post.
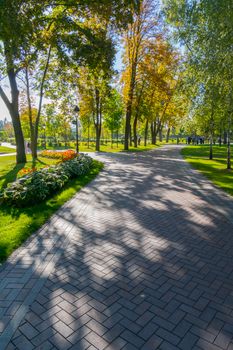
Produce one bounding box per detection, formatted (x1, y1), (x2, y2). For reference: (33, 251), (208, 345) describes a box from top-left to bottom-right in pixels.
(158, 100), (165, 143)
(43, 124), (46, 149)
(73, 105), (80, 153)
(209, 118), (214, 160)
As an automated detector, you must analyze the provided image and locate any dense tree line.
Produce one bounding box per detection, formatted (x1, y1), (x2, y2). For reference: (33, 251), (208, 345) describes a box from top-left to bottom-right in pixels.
(0, 0), (188, 163)
(163, 0), (233, 168)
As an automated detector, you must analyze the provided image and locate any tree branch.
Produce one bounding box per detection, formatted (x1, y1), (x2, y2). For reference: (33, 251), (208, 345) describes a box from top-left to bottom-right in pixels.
(0, 85), (12, 111)
(37, 45), (52, 122)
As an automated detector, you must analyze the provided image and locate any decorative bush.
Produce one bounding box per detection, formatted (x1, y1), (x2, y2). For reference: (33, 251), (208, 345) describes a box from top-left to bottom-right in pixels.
(40, 149), (77, 161)
(0, 154), (93, 207)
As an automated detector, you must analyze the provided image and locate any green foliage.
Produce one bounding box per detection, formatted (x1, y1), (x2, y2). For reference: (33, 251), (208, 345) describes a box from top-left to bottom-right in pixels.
(104, 89), (123, 132)
(0, 0), (138, 162)
(163, 0), (233, 166)
(0, 146), (15, 154)
(0, 155), (58, 191)
(0, 154), (93, 207)
(182, 145), (233, 196)
(0, 159), (103, 263)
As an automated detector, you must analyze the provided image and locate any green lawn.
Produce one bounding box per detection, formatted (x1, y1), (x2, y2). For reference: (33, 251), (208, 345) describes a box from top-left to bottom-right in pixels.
(0, 155), (58, 190)
(181, 145), (233, 196)
(0, 146), (16, 154)
(0, 156), (103, 263)
(40, 141), (161, 153)
(0, 141), (161, 262)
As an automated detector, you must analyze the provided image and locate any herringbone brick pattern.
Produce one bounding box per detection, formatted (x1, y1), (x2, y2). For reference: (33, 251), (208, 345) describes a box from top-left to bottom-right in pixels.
(1, 145), (233, 349)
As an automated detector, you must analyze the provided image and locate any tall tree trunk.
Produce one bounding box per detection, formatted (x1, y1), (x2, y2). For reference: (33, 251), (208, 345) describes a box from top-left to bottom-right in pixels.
(96, 129), (100, 151)
(43, 125), (46, 149)
(111, 131), (113, 148)
(32, 46), (52, 159)
(116, 129), (119, 148)
(124, 61), (137, 150)
(133, 79), (145, 148)
(10, 106), (26, 164)
(144, 119), (149, 146)
(124, 108), (131, 150)
(87, 117), (90, 149)
(166, 127), (171, 143)
(159, 126), (163, 142)
(209, 110), (214, 160)
(209, 137), (213, 160)
(95, 88), (101, 152)
(1, 43), (26, 163)
(219, 130), (222, 147)
(151, 122), (156, 144)
(227, 113), (231, 170)
(223, 130), (227, 144)
(99, 100), (102, 149)
(209, 128), (213, 160)
(0, 73), (26, 164)
(133, 115), (138, 147)
(25, 67), (36, 158)
(95, 88), (99, 151)
(129, 124), (133, 147)
(151, 116), (161, 144)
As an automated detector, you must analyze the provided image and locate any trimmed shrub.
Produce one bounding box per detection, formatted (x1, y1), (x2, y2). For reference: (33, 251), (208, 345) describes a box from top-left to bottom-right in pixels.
(0, 154), (93, 207)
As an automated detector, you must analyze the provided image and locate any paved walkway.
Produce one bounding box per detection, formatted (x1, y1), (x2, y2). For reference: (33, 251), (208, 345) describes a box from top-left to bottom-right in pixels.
(0, 153), (16, 157)
(0, 142), (16, 149)
(1, 145), (233, 350)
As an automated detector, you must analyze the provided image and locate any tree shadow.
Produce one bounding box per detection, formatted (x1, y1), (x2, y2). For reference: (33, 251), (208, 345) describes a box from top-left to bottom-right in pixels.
(1, 145), (233, 349)
(34, 158), (49, 166)
(0, 242), (8, 264)
(0, 163), (26, 190)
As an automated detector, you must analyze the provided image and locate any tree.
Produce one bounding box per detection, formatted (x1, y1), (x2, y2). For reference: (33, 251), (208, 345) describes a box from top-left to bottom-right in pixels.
(122, 0), (159, 150)
(20, 107), (38, 140)
(130, 34), (183, 145)
(78, 66), (113, 151)
(163, 0), (233, 168)
(0, 0), (138, 163)
(0, 1), (57, 162)
(0, 1), (44, 163)
(104, 89), (124, 147)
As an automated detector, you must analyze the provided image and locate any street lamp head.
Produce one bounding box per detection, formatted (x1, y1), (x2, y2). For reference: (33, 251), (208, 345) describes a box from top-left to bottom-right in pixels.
(74, 105), (80, 113)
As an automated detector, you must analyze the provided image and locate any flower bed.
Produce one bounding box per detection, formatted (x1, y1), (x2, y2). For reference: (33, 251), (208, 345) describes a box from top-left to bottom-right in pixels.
(0, 154), (93, 207)
(18, 167), (37, 177)
(40, 149), (77, 161)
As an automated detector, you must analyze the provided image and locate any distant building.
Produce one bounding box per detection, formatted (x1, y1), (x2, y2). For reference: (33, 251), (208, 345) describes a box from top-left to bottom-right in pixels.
(0, 118), (9, 130)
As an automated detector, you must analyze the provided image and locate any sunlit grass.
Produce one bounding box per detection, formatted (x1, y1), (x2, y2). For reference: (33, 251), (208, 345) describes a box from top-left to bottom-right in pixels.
(0, 146), (15, 154)
(0, 154), (58, 190)
(0, 139), (162, 262)
(182, 145), (233, 196)
(42, 141), (161, 153)
(0, 159), (103, 263)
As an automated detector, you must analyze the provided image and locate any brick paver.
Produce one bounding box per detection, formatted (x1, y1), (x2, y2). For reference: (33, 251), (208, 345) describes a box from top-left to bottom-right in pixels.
(1, 145), (233, 349)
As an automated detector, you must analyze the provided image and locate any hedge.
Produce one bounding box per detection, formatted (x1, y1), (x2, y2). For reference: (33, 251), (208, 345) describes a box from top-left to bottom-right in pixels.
(0, 154), (93, 207)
